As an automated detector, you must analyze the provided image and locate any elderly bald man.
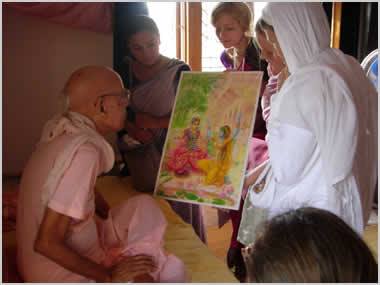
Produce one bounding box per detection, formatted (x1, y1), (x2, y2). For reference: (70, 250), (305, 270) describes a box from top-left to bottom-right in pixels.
(16, 66), (186, 282)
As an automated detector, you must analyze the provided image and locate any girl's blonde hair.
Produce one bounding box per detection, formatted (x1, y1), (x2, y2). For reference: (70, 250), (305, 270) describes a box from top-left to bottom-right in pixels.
(211, 2), (253, 36)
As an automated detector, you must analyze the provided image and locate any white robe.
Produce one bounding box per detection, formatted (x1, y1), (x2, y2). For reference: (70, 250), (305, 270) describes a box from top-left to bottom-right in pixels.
(248, 3), (377, 234)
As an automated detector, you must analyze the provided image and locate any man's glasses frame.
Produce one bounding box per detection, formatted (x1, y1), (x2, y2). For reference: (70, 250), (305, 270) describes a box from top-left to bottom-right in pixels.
(98, 88), (131, 112)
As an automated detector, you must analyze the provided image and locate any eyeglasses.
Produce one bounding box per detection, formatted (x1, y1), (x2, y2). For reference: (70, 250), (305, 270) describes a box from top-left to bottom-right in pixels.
(98, 88), (130, 112)
(99, 88), (131, 104)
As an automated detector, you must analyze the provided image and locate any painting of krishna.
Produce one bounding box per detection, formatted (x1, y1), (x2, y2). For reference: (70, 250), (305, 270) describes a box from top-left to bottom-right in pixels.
(154, 71), (263, 210)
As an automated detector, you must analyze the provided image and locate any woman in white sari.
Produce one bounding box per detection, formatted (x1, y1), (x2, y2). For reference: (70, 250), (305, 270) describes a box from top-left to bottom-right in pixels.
(239, 3), (377, 245)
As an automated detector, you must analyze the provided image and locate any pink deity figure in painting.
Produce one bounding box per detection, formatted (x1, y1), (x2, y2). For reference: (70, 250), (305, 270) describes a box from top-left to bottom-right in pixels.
(166, 116), (208, 176)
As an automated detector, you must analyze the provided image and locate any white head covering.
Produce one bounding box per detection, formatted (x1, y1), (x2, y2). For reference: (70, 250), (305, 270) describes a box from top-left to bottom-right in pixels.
(262, 3), (378, 224)
(262, 3), (330, 73)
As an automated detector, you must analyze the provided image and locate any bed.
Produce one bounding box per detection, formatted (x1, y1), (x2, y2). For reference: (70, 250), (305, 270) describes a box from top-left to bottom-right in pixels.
(3, 176), (238, 283)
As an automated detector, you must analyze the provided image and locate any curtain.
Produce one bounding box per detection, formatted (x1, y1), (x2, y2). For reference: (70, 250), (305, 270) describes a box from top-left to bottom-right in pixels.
(4, 3), (113, 34)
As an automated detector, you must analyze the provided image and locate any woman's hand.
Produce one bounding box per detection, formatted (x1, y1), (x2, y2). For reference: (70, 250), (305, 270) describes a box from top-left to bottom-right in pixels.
(110, 255), (156, 282)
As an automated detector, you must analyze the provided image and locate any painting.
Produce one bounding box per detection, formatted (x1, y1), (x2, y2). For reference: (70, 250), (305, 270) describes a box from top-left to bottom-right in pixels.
(154, 71), (263, 210)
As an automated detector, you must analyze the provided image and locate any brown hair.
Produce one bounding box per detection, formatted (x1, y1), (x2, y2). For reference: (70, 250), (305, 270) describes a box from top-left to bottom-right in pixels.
(125, 15), (160, 45)
(211, 2), (253, 36)
(244, 207), (378, 283)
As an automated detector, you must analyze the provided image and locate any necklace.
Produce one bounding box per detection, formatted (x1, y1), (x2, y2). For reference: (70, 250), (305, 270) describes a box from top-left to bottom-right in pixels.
(233, 49), (246, 71)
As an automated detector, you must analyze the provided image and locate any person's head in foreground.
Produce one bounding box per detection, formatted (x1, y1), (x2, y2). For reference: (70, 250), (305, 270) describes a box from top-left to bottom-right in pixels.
(243, 207), (378, 283)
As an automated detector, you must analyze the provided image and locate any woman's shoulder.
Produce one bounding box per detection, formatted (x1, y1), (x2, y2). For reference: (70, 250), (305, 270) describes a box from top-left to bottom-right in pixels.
(220, 50), (234, 69)
(166, 57), (191, 70)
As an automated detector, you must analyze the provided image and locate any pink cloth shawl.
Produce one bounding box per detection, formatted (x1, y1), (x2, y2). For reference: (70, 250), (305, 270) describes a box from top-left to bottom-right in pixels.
(38, 111), (115, 206)
(99, 195), (187, 282)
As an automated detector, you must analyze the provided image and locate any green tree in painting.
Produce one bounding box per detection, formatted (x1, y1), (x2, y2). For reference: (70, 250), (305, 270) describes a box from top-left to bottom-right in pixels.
(172, 74), (220, 129)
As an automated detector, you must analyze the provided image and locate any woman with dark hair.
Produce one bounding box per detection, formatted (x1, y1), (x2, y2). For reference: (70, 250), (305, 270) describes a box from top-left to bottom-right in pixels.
(243, 207), (378, 282)
(117, 15), (206, 242)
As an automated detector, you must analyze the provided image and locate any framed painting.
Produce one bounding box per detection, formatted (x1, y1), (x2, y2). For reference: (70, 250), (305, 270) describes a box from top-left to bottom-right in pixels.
(154, 71), (263, 210)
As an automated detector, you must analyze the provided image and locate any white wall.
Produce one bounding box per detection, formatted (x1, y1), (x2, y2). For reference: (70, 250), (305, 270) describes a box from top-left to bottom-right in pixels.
(3, 8), (113, 175)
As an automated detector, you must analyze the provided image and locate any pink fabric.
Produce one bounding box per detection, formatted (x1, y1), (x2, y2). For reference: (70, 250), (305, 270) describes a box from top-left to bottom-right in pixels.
(4, 3), (112, 34)
(39, 112), (115, 206)
(17, 132), (185, 282)
(100, 196), (187, 282)
(17, 138), (104, 282)
(245, 137), (269, 174)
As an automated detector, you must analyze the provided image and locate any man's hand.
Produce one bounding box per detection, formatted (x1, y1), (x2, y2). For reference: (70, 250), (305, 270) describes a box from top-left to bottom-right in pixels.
(110, 255), (156, 282)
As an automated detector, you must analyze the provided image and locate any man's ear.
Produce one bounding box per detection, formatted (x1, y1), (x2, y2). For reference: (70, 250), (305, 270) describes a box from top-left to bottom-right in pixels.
(94, 98), (106, 114)
(92, 111), (106, 129)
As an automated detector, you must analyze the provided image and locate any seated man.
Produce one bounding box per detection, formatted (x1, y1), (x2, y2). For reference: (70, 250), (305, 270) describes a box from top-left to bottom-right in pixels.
(16, 66), (186, 282)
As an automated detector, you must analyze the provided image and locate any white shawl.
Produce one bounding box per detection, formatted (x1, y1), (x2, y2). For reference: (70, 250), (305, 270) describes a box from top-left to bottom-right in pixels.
(39, 111), (115, 205)
(259, 3), (377, 223)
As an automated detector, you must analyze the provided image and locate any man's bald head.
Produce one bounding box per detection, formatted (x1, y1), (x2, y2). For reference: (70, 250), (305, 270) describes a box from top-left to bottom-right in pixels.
(63, 66), (123, 115)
